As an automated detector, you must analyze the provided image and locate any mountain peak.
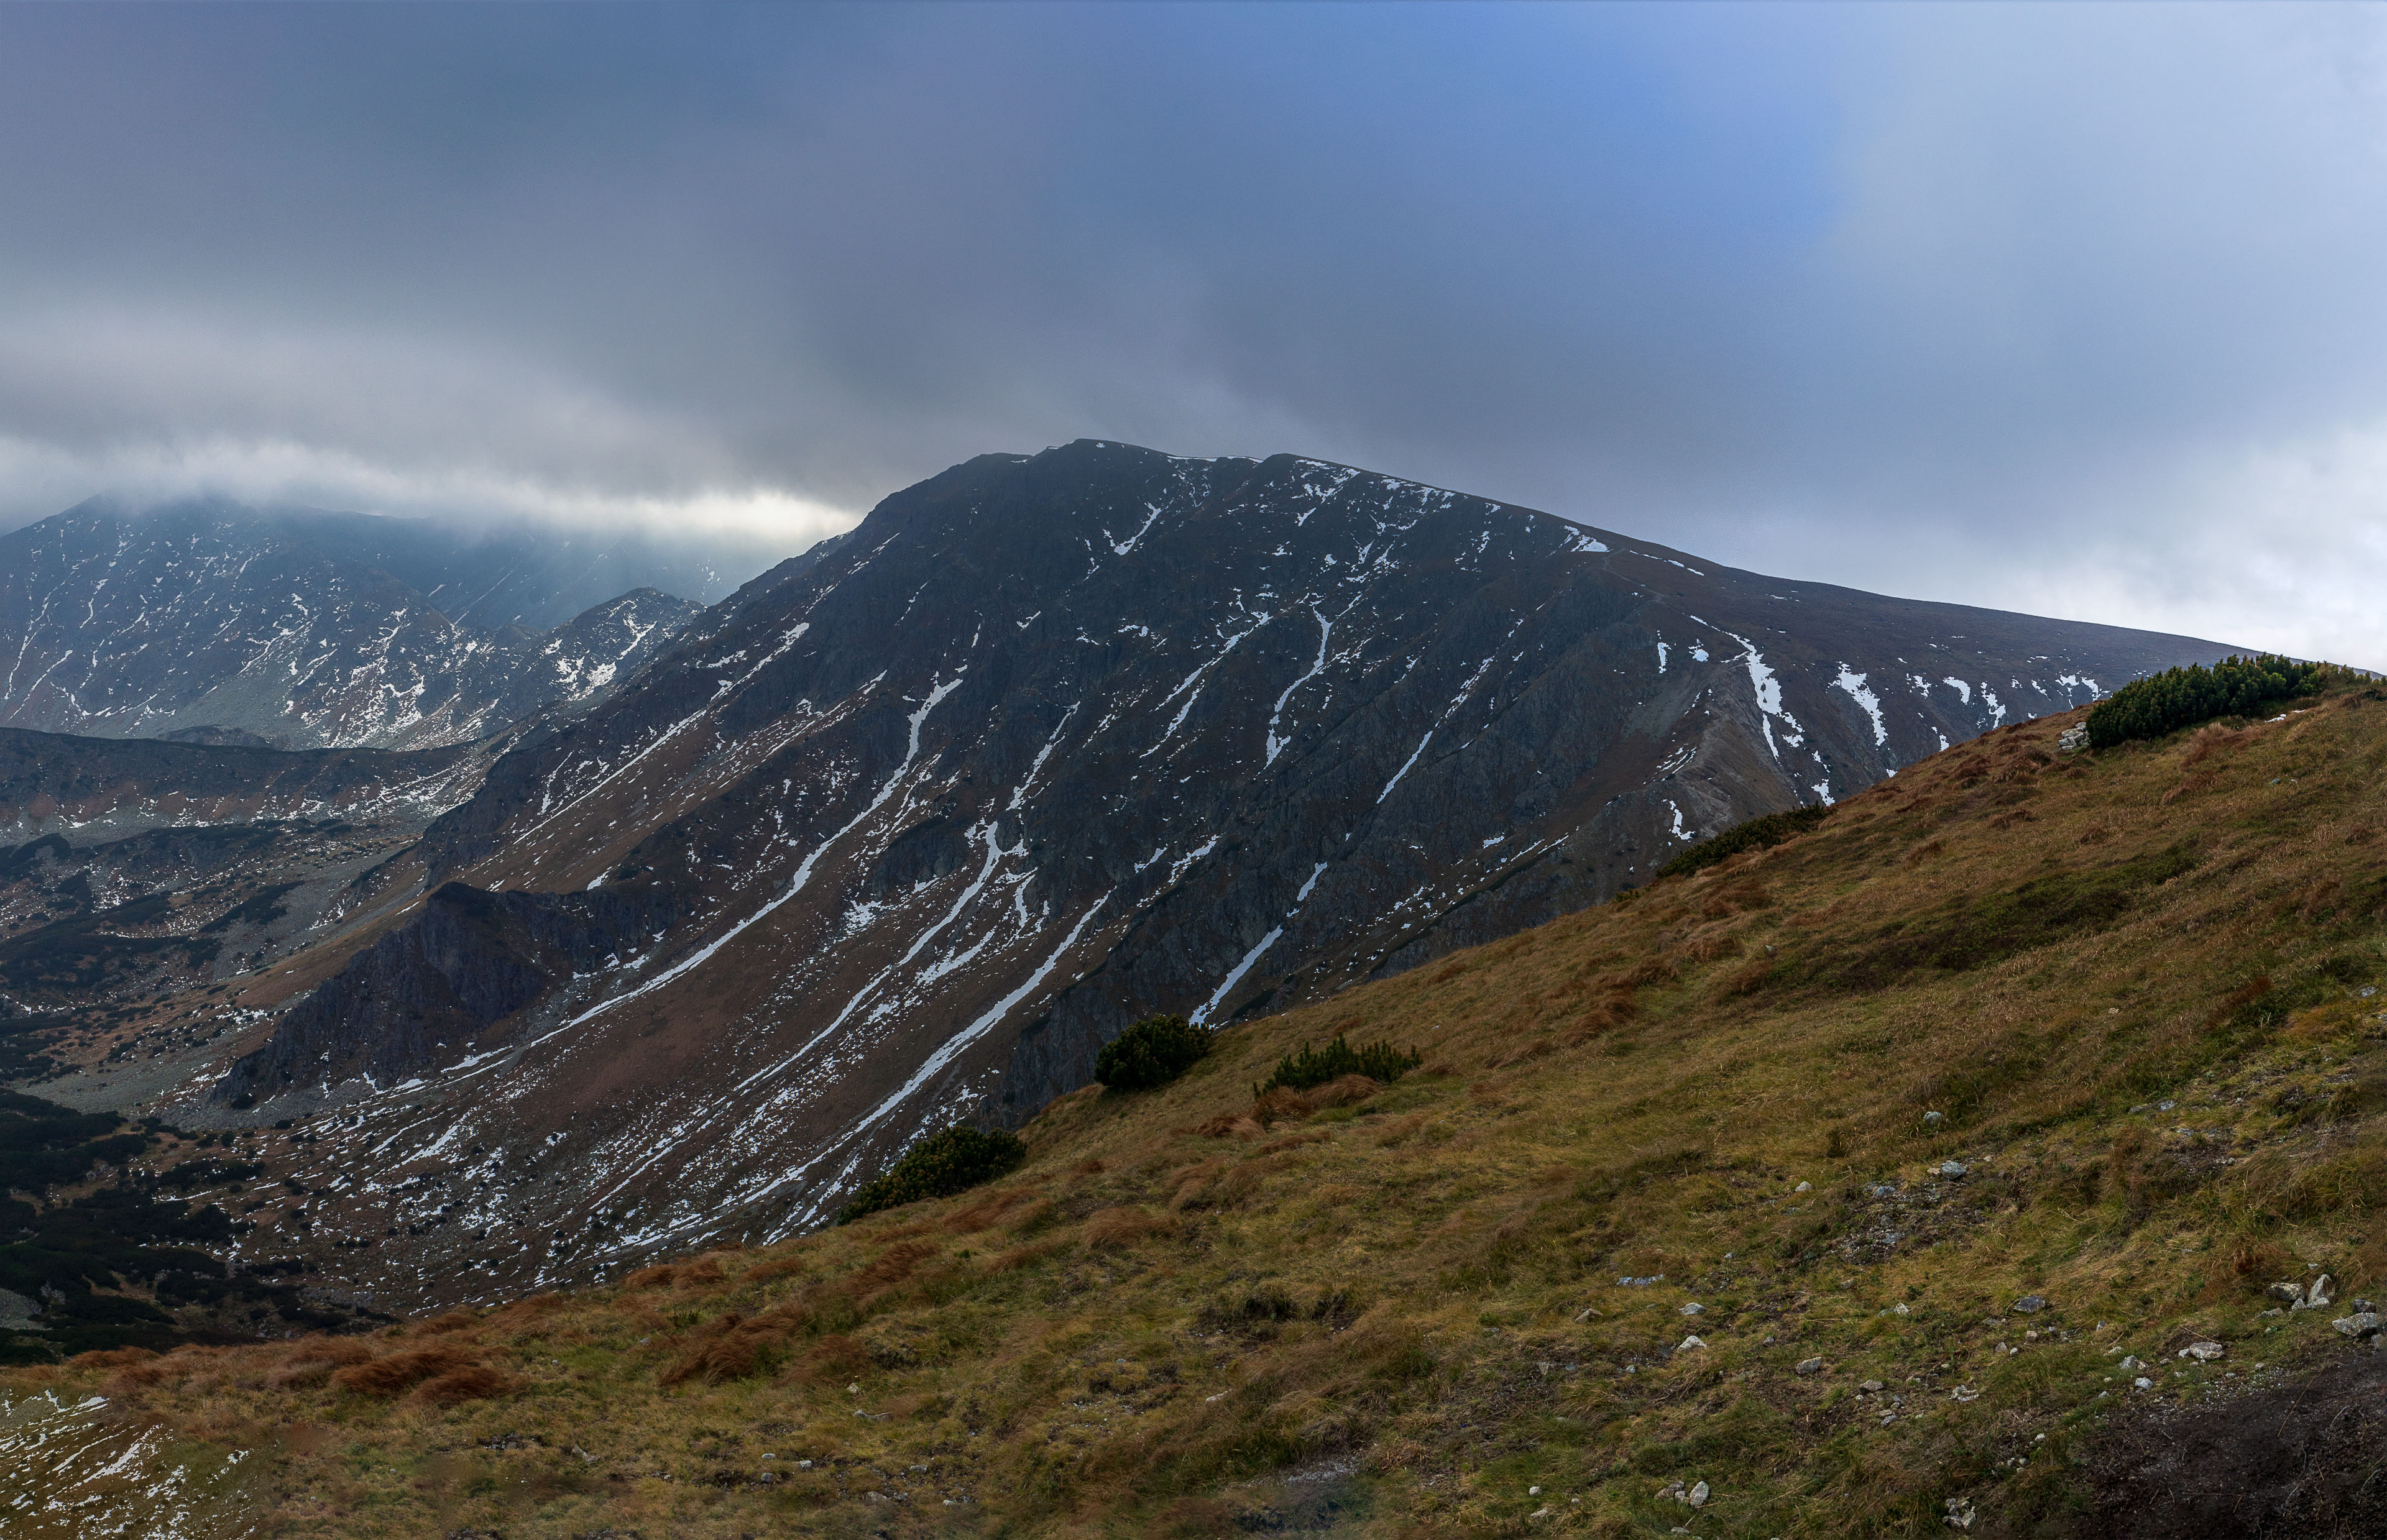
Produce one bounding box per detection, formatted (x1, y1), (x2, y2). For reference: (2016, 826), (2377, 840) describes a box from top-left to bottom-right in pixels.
(145, 444), (2232, 1303)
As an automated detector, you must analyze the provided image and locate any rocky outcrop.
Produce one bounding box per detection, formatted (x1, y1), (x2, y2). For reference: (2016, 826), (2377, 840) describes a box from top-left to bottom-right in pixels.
(213, 879), (688, 1107)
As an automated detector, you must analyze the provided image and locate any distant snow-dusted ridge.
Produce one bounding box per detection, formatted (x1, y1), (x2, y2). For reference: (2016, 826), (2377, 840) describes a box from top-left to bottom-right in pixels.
(0, 500), (707, 750)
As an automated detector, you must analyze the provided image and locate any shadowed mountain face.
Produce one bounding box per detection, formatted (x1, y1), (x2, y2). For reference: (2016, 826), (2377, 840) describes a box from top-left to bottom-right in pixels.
(0, 500), (712, 749)
(0, 729), (505, 1025)
(173, 441), (2233, 1304)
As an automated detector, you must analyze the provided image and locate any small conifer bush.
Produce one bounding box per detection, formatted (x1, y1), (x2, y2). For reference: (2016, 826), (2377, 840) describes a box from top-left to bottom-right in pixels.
(2085, 654), (2335, 749)
(1095, 1013), (1212, 1091)
(1258, 1033), (1422, 1094)
(1655, 804), (1831, 881)
(834, 1126), (1026, 1224)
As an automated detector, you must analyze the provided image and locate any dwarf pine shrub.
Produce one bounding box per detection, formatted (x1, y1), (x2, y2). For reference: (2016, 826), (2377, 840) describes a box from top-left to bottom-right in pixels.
(1258, 1032), (1422, 1094)
(1655, 804), (1831, 881)
(834, 1126), (1026, 1224)
(1095, 1013), (1212, 1091)
(2085, 654), (2334, 749)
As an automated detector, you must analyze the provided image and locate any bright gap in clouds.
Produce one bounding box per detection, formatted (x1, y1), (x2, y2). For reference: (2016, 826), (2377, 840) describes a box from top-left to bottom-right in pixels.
(0, 432), (857, 556)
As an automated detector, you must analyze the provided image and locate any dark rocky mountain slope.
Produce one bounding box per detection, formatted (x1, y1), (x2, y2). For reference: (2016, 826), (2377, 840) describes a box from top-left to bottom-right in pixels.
(0, 498), (718, 749)
(160, 440), (2232, 1305)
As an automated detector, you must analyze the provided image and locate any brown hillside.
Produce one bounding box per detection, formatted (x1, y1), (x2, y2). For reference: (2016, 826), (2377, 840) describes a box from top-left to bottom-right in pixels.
(12, 685), (2387, 1538)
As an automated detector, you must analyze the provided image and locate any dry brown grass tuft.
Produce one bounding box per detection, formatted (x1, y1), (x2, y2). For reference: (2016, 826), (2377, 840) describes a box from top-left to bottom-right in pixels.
(67, 1347), (159, 1369)
(1304, 1073), (1379, 1109)
(1083, 1206), (1176, 1250)
(486, 1291), (572, 1326)
(412, 1364), (523, 1405)
(842, 1240), (938, 1299)
(942, 1186), (1041, 1233)
(988, 1236), (1065, 1272)
(2181, 725), (2255, 768)
(1678, 928), (1743, 961)
(1185, 1111), (1263, 1139)
(100, 1345), (226, 1395)
(740, 1254), (809, 1284)
(622, 1255), (728, 1291)
(1716, 957), (1773, 997)
(1250, 1087), (1312, 1124)
(656, 1304), (810, 1386)
(265, 1336), (375, 1390)
(785, 1333), (872, 1387)
(408, 1310), (482, 1336)
(1483, 1037), (1555, 1070)
(331, 1344), (476, 1397)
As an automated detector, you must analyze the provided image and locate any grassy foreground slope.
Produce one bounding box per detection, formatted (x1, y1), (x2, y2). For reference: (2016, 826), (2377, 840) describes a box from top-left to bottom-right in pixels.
(16, 685), (2387, 1537)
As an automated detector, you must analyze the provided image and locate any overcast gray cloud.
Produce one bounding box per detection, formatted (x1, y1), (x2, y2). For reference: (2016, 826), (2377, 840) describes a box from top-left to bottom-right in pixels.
(1, 4), (2385, 660)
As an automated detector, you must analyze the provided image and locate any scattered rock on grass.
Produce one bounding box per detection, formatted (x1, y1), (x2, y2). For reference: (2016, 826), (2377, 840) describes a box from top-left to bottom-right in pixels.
(1796, 1357), (1823, 1375)
(2291, 1275), (2335, 1311)
(2332, 1313), (2381, 1340)
(2178, 1342), (2225, 1362)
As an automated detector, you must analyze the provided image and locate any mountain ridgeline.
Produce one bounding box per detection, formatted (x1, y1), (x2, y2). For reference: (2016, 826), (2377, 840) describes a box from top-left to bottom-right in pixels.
(0, 498), (720, 750)
(168, 440), (2231, 1305)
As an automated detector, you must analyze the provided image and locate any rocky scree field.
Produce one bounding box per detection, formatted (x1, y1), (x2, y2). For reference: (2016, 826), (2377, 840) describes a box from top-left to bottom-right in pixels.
(16, 681), (2387, 1536)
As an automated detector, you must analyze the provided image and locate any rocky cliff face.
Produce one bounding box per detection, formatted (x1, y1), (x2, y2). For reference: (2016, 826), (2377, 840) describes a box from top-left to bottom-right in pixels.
(0, 500), (708, 749)
(173, 441), (2232, 1306)
(0, 729), (508, 1029)
(213, 881), (688, 1108)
